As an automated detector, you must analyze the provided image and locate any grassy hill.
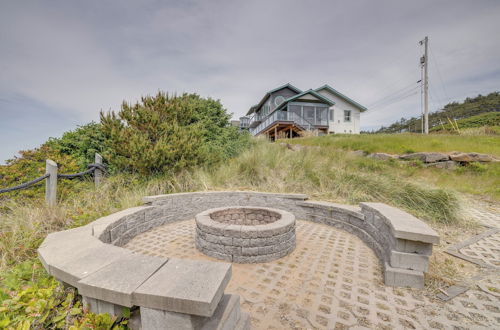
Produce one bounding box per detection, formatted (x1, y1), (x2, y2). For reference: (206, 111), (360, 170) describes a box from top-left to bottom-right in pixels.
(375, 91), (500, 133)
(430, 111), (500, 133)
(286, 134), (500, 199)
(287, 133), (500, 156)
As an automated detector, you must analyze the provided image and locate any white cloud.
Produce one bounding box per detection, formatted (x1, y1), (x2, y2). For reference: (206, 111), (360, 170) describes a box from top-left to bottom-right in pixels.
(0, 0), (499, 161)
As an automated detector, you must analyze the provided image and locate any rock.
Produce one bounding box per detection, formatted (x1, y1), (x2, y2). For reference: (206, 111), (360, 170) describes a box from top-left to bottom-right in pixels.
(368, 152), (398, 160)
(286, 143), (304, 151)
(399, 152), (449, 163)
(449, 152), (497, 162)
(424, 161), (457, 170)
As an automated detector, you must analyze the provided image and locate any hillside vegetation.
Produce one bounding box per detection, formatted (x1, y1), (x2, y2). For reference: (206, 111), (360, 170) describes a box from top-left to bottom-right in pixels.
(430, 111), (500, 133)
(288, 133), (500, 156)
(286, 134), (500, 199)
(375, 91), (500, 133)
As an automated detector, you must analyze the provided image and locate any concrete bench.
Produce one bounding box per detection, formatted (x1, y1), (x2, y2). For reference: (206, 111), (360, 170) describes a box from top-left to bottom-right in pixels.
(38, 191), (439, 329)
(297, 200), (439, 288)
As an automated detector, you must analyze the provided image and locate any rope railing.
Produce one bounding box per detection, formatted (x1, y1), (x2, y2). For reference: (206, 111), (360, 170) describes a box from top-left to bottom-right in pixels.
(57, 163), (106, 179)
(0, 153), (105, 205)
(0, 173), (50, 194)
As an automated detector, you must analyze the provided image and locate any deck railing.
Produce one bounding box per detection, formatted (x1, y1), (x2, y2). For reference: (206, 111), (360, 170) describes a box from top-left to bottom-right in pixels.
(249, 111), (323, 136)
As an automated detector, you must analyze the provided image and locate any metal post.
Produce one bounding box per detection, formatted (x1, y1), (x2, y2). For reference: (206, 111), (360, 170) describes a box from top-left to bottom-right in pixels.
(94, 153), (103, 187)
(45, 159), (58, 206)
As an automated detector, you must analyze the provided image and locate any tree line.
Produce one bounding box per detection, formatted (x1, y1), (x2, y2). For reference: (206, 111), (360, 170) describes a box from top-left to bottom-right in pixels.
(370, 91), (500, 133)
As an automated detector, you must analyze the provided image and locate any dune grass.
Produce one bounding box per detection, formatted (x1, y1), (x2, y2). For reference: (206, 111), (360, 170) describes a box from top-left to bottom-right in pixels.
(288, 133), (500, 156)
(0, 139), (479, 328)
(283, 134), (500, 200)
(0, 139), (467, 270)
(185, 140), (462, 224)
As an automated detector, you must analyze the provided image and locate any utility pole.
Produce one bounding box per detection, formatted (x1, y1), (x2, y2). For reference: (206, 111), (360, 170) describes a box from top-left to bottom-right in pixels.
(419, 36), (429, 134)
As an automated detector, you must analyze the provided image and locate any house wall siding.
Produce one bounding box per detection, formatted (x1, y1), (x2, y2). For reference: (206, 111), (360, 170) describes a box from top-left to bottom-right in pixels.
(269, 87), (299, 112)
(317, 89), (362, 134)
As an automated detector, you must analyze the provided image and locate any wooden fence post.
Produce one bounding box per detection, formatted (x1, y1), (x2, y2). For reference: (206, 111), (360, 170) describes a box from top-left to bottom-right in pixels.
(45, 159), (58, 206)
(94, 153), (103, 187)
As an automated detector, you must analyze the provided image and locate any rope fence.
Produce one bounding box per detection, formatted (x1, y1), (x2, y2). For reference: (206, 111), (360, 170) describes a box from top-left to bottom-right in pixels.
(0, 174), (50, 194)
(0, 153), (105, 205)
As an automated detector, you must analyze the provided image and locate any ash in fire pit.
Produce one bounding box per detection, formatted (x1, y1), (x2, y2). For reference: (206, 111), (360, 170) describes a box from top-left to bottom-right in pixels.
(195, 207), (296, 263)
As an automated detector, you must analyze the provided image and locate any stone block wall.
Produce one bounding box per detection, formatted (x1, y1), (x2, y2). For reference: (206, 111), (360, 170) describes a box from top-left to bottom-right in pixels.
(195, 206), (296, 263)
(38, 190), (440, 329)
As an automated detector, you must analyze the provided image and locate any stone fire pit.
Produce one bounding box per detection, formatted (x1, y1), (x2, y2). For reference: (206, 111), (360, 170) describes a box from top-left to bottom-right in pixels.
(195, 206), (296, 263)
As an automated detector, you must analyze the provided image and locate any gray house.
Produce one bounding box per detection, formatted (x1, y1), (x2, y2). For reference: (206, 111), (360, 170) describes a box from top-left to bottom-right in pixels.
(243, 83), (367, 139)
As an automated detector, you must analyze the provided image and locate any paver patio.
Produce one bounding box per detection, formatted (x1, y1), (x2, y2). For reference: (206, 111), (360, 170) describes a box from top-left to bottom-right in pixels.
(125, 218), (500, 329)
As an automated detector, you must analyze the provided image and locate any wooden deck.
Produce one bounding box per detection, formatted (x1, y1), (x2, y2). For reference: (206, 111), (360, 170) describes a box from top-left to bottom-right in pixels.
(261, 121), (328, 140)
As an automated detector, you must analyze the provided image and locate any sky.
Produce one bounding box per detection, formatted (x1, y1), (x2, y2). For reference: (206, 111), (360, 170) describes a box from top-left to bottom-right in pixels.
(1, 0), (500, 163)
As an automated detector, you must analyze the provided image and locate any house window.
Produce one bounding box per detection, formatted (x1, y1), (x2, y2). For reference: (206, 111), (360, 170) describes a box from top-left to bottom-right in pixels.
(274, 95), (285, 106)
(304, 106), (315, 121)
(329, 109), (334, 121)
(263, 104), (270, 116)
(344, 110), (351, 122)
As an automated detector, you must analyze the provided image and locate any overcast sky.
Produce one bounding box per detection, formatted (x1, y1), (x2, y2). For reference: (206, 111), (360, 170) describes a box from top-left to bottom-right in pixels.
(1, 0), (499, 163)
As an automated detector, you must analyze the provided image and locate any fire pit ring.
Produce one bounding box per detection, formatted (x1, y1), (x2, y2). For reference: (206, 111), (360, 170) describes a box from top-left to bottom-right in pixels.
(195, 206), (296, 263)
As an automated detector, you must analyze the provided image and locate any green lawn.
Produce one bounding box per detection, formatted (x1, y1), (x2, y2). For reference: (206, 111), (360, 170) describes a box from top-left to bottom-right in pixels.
(287, 133), (500, 156)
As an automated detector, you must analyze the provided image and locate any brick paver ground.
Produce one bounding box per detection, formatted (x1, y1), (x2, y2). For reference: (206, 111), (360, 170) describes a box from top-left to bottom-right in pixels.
(125, 219), (500, 329)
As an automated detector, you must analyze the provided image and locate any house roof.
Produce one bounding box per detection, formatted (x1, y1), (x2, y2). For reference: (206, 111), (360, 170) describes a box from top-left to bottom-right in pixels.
(246, 83), (302, 115)
(275, 89), (335, 111)
(314, 84), (367, 111)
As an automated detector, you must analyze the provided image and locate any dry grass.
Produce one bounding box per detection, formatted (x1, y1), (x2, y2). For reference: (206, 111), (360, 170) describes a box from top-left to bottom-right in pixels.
(187, 140), (462, 224)
(288, 133), (500, 156)
(0, 139), (477, 288)
(0, 175), (169, 270)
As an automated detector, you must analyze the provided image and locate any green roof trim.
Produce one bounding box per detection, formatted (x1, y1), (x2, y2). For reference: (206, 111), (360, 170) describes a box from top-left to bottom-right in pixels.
(275, 89), (335, 111)
(246, 83), (302, 115)
(267, 83), (302, 95)
(314, 84), (367, 111)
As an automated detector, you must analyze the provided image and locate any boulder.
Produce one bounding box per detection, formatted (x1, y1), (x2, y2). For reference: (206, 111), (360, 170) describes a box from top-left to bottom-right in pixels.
(399, 152), (449, 163)
(368, 152), (398, 160)
(449, 152), (497, 162)
(424, 161), (458, 170)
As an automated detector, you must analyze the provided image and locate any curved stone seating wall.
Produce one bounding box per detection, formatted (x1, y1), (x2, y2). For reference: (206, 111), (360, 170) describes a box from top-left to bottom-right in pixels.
(38, 191), (439, 329)
(195, 207), (296, 263)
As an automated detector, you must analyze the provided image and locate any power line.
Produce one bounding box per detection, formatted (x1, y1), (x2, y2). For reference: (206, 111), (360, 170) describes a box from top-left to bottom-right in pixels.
(364, 88), (419, 114)
(428, 45), (451, 105)
(366, 81), (420, 109)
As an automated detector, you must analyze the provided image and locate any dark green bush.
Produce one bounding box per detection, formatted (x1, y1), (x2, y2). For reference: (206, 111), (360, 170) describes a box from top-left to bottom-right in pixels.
(46, 122), (108, 169)
(100, 92), (249, 175)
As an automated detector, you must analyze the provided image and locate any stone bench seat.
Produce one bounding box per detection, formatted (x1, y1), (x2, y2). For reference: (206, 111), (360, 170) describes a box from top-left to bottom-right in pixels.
(38, 190), (440, 328)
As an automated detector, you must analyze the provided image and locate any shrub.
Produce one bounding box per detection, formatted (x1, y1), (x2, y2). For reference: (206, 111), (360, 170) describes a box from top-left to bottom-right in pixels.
(0, 145), (85, 202)
(46, 122), (109, 169)
(100, 92), (249, 175)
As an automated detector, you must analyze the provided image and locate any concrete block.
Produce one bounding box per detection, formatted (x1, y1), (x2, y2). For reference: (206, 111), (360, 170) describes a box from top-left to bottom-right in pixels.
(92, 206), (152, 238)
(390, 250), (429, 272)
(384, 263), (424, 288)
(133, 258), (232, 317)
(82, 296), (126, 317)
(235, 311), (251, 330)
(197, 294), (241, 330)
(77, 254), (168, 307)
(144, 206), (164, 222)
(360, 202), (439, 244)
(200, 248), (232, 262)
(395, 239), (433, 255)
(48, 244), (133, 287)
(141, 307), (197, 330)
(241, 246), (259, 256)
